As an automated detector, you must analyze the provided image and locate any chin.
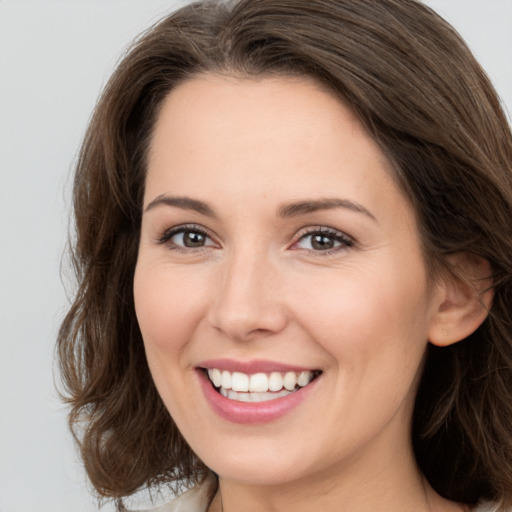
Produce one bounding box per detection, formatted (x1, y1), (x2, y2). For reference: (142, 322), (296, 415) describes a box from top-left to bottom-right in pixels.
(189, 434), (322, 487)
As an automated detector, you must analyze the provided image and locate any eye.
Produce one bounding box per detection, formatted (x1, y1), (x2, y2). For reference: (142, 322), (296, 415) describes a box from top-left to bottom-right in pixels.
(157, 225), (218, 250)
(292, 227), (354, 253)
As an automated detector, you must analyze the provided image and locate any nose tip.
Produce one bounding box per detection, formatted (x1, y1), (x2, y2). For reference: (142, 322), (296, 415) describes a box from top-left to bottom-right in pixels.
(207, 257), (288, 342)
(212, 309), (285, 341)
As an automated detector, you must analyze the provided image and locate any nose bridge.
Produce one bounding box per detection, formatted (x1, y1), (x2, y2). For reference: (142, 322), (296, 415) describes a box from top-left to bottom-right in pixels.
(208, 243), (286, 340)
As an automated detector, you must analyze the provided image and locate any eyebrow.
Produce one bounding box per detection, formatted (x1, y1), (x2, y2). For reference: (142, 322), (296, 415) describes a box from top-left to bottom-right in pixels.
(278, 198), (377, 222)
(145, 194), (376, 222)
(145, 194), (217, 217)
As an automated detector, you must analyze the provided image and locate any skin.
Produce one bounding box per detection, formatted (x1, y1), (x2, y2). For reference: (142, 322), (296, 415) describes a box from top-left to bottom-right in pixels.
(134, 74), (472, 511)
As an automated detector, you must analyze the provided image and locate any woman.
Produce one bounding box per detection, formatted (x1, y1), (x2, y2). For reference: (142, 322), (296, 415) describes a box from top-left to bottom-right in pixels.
(58, 0), (512, 511)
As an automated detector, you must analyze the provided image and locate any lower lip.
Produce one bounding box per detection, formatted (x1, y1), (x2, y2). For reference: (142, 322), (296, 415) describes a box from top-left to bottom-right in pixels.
(197, 370), (319, 424)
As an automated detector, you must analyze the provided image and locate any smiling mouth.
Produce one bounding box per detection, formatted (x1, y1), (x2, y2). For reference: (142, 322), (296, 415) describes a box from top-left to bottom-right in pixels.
(202, 368), (322, 403)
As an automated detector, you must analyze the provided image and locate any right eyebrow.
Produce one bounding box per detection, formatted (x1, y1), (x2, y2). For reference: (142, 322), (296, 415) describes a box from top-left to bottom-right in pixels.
(144, 194), (217, 218)
(278, 197), (377, 223)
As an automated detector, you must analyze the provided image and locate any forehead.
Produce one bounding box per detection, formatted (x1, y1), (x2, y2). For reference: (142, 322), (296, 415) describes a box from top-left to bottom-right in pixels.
(147, 73), (378, 167)
(145, 73), (411, 223)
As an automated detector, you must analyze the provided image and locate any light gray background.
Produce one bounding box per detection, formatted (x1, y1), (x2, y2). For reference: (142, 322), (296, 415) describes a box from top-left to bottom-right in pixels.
(0, 1), (510, 511)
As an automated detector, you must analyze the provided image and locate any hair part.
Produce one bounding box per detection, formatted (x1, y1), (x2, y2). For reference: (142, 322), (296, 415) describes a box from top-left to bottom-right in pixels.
(58, 0), (512, 509)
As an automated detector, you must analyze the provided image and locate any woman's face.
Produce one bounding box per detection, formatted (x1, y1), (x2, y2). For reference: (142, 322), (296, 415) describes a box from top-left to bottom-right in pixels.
(134, 74), (441, 486)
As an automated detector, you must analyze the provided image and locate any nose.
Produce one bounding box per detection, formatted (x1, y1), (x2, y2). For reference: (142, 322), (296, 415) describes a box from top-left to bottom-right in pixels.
(207, 248), (288, 342)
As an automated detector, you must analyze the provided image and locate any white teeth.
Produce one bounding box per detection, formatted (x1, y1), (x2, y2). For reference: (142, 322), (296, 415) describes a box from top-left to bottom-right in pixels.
(297, 371), (312, 387)
(206, 368), (317, 402)
(231, 372), (249, 392)
(268, 372), (283, 392)
(208, 369), (223, 388)
(283, 371), (297, 391)
(249, 373), (268, 392)
(227, 389), (292, 402)
(221, 370), (231, 390)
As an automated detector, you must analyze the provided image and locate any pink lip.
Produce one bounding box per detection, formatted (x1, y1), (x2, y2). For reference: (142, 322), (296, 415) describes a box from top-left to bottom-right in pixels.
(196, 367), (320, 425)
(197, 358), (315, 374)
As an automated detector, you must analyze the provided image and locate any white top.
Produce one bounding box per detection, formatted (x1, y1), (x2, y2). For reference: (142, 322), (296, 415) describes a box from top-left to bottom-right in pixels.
(137, 477), (500, 512)
(136, 476), (216, 512)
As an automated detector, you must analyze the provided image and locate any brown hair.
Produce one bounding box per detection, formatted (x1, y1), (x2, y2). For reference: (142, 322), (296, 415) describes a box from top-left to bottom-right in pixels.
(58, 0), (512, 509)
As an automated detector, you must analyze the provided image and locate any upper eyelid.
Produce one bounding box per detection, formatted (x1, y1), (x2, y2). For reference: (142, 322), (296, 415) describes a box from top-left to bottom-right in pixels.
(290, 226), (356, 253)
(157, 223), (217, 244)
(297, 226), (343, 234)
(155, 223), (354, 247)
(294, 225), (354, 241)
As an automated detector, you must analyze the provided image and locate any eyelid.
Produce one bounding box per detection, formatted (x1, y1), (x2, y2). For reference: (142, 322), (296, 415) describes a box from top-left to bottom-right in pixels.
(154, 223), (354, 254)
(156, 223), (219, 248)
(290, 226), (355, 253)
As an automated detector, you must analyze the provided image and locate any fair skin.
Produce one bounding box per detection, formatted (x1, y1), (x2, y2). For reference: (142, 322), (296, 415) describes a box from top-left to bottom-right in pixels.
(134, 74), (489, 511)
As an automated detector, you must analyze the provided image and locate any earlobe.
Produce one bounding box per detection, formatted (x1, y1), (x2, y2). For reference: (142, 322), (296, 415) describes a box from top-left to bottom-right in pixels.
(428, 253), (494, 347)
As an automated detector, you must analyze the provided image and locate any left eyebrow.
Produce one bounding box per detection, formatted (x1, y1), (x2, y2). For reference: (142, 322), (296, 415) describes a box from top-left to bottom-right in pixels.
(144, 194), (217, 218)
(278, 198), (377, 222)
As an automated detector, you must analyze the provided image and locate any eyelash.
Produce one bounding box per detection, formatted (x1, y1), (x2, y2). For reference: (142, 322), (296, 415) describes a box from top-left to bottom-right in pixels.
(157, 224), (216, 252)
(292, 227), (355, 255)
(156, 224), (355, 255)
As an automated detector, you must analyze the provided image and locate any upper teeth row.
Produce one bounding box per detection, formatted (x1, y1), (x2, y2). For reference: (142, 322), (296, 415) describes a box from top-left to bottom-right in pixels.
(207, 369), (314, 393)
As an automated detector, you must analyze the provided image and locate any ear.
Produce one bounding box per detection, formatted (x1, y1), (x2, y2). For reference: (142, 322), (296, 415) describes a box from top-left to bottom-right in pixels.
(428, 253), (494, 347)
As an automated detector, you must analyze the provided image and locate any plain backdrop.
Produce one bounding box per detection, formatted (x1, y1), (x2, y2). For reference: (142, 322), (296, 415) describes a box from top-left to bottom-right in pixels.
(0, 1), (510, 511)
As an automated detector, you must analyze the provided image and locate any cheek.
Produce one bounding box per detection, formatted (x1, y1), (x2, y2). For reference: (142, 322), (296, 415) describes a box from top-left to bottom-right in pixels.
(289, 262), (431, 376)
(133, 262), (211, 427)
(292, 272), (431, 440)
(133, 262), (208, 365)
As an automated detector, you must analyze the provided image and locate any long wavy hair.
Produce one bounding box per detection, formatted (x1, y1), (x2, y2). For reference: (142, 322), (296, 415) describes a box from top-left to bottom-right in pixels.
(58, 0), (512, 509)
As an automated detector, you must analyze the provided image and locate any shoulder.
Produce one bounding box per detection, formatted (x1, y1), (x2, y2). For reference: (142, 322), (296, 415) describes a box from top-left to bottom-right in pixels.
(134, 475), (217, 512)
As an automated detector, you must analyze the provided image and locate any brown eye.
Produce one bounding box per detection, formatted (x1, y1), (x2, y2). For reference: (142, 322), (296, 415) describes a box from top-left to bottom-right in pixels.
(158, 226), (218, 249)
(293, 228), (354, 253)
(311, 234), (336, 250)
(180, 231), (207, 247)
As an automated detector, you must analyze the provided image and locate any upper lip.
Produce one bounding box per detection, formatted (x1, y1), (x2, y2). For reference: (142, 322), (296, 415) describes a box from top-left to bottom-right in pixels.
(197, 358), (318, 374)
